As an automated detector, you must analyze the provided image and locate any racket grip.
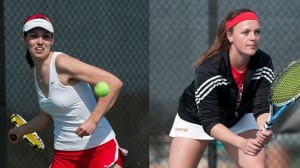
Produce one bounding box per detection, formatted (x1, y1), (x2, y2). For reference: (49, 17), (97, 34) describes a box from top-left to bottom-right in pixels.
(10, 134), (17, 141)
(263, 121), (272, 131)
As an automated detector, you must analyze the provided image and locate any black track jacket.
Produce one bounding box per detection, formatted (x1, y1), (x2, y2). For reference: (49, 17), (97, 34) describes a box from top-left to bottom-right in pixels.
(178, 49), (274, 135)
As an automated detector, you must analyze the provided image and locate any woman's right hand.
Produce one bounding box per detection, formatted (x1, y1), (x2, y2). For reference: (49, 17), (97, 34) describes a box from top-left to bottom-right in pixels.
(241, 138), (263, 156)
(8, 128), (23, 144)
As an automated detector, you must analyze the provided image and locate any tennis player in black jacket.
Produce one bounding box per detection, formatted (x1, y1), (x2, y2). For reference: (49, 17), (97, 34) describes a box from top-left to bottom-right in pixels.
(169, 8), (273, 168)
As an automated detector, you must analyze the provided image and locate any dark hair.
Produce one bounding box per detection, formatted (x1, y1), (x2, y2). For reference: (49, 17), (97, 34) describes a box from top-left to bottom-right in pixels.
(194, 8), (256, 66)
(26, 49), (34, 68)
(23, 32), (34, 68)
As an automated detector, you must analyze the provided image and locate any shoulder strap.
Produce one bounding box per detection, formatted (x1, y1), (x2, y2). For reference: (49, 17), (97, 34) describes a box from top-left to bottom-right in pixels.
(49, 52), (63, 84)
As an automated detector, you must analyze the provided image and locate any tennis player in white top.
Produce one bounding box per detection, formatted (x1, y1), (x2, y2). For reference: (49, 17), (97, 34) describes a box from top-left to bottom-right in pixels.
(8, 13), (127, 168)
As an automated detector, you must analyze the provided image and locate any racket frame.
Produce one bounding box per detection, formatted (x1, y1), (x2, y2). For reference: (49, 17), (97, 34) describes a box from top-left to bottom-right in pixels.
(10, 113), (45, 150)
(264, 59), (300, 130)
(264, 101), (293, 130)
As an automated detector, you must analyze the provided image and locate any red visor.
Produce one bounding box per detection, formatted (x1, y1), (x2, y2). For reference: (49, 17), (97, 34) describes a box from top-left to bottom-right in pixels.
(23, 14), (54, 33)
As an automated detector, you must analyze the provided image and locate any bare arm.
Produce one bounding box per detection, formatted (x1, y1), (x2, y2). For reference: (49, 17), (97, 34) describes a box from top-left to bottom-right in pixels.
(256, 113), (273, 145)
(210, 124), (262, 156)
(256, 113), (269, 129)
(55, 54), (123, 137)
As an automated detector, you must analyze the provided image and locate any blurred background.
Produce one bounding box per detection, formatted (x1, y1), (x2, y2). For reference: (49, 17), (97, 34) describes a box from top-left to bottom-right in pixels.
(150, 0), (300, 167)
(0, 0), (148, 167)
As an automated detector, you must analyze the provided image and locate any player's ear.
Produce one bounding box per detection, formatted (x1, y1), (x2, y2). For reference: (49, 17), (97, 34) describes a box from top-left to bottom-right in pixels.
(21, 34), (26, 44)
(51, 37), (54, 45)
(226, 31), (233, 43)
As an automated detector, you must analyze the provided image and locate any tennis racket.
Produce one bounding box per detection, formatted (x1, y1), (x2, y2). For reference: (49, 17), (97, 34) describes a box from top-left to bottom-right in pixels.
(264, 59), (300, 130)
(10, 113), (45, 151)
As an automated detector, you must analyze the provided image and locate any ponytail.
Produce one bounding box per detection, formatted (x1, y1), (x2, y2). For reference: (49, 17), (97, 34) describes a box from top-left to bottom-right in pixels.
(23, 32), (34, 68)
(26, 49), (34, 68)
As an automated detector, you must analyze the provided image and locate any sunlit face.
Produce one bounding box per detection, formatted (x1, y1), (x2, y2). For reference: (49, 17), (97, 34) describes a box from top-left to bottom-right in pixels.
(227, 20), (260, 57)
(22, 27), (54, 60)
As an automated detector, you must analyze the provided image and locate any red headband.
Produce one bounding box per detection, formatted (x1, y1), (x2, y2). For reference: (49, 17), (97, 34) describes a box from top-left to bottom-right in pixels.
(226, 12), (259, 31)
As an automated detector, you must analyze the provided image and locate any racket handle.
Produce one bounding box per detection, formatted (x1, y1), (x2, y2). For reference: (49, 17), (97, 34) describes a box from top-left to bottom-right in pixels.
(263, 121), (272, 131)
(10, 134), (17, 141)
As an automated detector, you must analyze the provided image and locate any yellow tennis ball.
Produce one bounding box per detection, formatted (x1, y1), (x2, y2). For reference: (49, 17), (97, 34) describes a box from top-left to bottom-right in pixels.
(94, 82), (110, 97)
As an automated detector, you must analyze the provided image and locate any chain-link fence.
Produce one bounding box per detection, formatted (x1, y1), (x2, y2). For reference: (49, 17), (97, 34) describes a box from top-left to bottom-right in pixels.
(1, 0), (148, 167)
(150, 0), (300, 167)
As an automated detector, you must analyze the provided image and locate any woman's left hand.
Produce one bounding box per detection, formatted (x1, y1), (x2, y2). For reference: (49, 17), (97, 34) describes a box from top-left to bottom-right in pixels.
(256, 129), (273, 146)
(75, 118), (97, 138)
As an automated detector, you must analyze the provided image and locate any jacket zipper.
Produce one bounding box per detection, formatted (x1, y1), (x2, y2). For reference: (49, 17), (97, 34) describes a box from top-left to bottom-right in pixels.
(235, 84), (243, 118)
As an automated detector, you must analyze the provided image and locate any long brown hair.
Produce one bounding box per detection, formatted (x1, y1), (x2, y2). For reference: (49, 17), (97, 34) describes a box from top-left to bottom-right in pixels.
(194, 8), (257, 66)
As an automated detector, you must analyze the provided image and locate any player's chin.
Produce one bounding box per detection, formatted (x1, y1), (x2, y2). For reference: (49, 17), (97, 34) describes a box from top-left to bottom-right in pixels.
(245, 48), (258, 56)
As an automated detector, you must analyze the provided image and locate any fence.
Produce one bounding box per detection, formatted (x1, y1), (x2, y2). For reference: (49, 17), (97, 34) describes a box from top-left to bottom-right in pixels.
(150, 0), (300, 167)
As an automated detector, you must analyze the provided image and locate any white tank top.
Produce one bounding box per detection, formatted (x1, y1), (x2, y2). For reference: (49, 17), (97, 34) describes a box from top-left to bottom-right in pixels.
(34, 52), (115, 151)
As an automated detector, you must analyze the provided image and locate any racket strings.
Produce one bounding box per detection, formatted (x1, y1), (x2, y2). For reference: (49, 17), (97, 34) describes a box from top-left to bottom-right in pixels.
(271, 61), (300, 105)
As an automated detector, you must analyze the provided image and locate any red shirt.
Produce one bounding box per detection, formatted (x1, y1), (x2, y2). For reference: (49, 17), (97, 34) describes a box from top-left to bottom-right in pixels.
(231, 64), (248, 110)
(230, 64), (247, 88)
